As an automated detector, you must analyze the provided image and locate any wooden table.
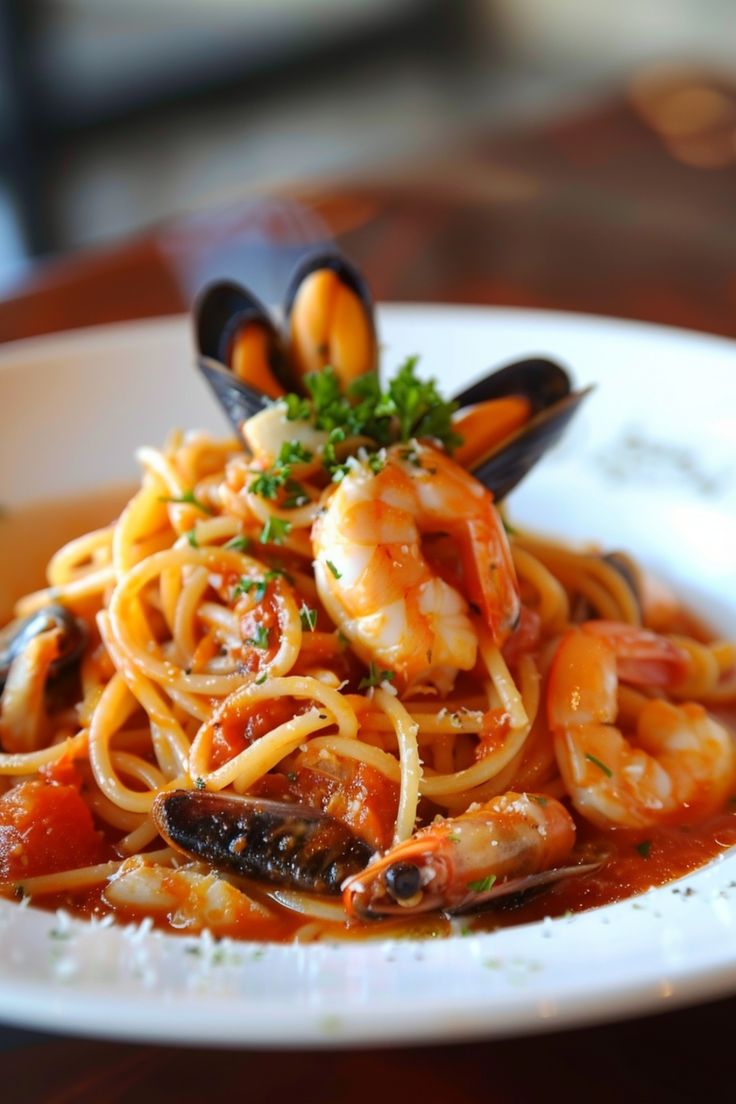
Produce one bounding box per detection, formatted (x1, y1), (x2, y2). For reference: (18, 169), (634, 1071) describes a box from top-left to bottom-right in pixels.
(2, 72), (736, 1101)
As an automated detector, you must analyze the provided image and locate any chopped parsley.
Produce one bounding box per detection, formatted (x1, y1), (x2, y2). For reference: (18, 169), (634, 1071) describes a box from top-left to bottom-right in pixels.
(246, 625), (270, 650)
(254, 672), (268, 685)
(585, 753), (613, 778)
(235, 569), (290, 603)
(160, 489), (212, 515)
(282, 357), (461, 458)
(260, 517), (291, 545)
(326, 559), (342, 579)
(299, 604), (318, 632)
(224, 534), (250, 552)
(635, 840), (652, 859)
(195, 776), (206, 791)
(248, 440), (313, 503)
(185, 527), (199, 548)
(467, 874), (497, 894)
(358, 663), (396, 690)
(530, 795), (548, 806)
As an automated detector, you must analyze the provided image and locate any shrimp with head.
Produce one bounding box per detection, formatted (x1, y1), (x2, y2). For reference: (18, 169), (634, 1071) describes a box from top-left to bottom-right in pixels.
(312, 441), (520, 692)
(548, 621), (736, 829)
(343, 791), (579, 919)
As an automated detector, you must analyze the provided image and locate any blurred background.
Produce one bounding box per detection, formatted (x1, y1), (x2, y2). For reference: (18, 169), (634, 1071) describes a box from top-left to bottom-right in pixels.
(1, 0), (736, 295)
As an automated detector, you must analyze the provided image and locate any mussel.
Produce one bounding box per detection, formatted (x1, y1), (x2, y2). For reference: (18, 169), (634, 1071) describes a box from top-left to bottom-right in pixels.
(153, 790), (374, 895)
(283, 250), (377, 386)
(0, 605), (86, 692)
(194, 251), (376, 434)
(193, 252), (590, 500)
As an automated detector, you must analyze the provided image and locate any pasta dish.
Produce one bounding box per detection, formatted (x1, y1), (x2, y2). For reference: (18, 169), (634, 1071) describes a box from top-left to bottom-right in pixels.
(1, 253), (734, 942)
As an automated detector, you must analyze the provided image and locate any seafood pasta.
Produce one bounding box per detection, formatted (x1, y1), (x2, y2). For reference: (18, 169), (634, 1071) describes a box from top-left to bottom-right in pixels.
(0, 255), (735, 942)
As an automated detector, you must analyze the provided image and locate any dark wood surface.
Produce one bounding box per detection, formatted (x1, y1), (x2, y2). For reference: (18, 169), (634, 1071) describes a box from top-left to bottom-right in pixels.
(1, 73), (736, 1102)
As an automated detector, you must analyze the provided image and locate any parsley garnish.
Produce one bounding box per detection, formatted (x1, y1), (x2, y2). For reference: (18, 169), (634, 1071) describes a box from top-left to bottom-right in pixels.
(224, 535), (250, 552)
(467, 874), (497, 894)
(300, 604), (318, 632)
(185, 528), (198, 548)
(195, 776), (206, 791)
(358, 663), (396, 690)
(530, 795), (548, 807)
(282, 357), (461, 459)
(260, 517), (291, 545)
(235, 569), (289, 603)
(635, 840), (652, 859)
(160, 489), (212, 515)
(585, 753), (613, 778)
(326, 559), (342, 579)
(246, 625), (270, 650)
(248, 440), (313, 503)
(254, 672), (268, 685)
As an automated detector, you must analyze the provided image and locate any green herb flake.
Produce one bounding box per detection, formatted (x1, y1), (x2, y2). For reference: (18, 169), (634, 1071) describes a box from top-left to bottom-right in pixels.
(467, 874), (497, 894)
(224, 534), (250, 552)
(254, 672), (268, 685)
(260, 517), (291, 545)
(635, 840), (652, 859)
(326, 559), (342, 579)
(161, 488), (212, 515)
(585, 753), (613, 778)
(280, 358), (462, 469)
(277, 440), (313, 466)
(246, 625), (270, 650)
(185, 528), (199, 548)
(195, 776), (206, 791)
(358, 663), (396, 690)
(300, 604), (318, 632)
(530, 795), (548, 806)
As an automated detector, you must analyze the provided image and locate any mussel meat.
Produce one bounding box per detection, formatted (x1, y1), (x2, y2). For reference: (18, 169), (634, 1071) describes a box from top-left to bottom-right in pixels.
(283, 250), (377, 386)
(153, 790), (374, 895)
(0, 604), (86, 692)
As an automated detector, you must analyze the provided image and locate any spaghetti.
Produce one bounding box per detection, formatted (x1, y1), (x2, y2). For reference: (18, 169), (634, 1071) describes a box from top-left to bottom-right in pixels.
(1, 415), (735, 939)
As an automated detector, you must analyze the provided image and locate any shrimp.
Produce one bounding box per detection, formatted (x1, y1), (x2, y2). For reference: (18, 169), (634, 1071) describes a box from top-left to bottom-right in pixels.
(342, 791), (579, 918)
(312, 442), (520, 691)
(548, 622), (736, 829)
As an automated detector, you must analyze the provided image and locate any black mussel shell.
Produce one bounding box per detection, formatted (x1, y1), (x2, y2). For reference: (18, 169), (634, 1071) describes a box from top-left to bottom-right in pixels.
(471, 388), (591, 502)
(452, 357), (591, 501)
(195, 281), (279, 369)
(0, 605), (87, 691)
(197, 355), (271, 435)
(153, 790), (374, 895)
(195, 280), (287, 433)
(283, 249), (375, 323)
(453, 357), (571, 413)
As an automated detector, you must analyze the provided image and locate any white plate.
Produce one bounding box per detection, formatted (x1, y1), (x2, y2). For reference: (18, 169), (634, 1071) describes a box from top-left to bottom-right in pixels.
(0, 306), (735, 1047)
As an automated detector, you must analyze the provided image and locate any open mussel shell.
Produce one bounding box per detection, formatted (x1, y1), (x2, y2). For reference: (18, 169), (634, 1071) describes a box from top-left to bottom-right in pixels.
(283, 250), (377, 386)
(197, 355), (271, 436)
(0, 604), (87, 690)
(195, 280), (289, 434)
(452, 357), (591, 501)
(453, 357), (571, 412)
(471, 388), (591, 502)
